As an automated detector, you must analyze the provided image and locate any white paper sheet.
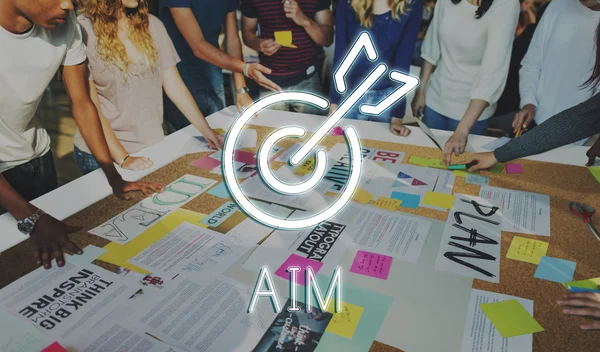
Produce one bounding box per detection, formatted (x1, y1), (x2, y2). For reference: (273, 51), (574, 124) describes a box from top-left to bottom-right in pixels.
(482, 137), (512, 151)
(479, 186), (551, 236)
(333, 203), (432, 263)
(435, 194), (503, 283)
(0, 307), (50, 352)
(180, 135), (213, 155)
(124, 275), (279, 352)
(237, 128), (258, 149)
(89, 175), (217, 244)
(460, 289), (533, 352)
(0, 263), (138, 341)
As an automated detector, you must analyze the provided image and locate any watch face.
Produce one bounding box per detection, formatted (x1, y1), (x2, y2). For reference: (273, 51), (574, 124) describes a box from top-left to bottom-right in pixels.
(17, 219), (34, 235)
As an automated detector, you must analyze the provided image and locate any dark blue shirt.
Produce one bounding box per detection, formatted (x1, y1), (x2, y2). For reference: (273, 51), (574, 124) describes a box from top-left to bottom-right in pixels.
(330, 0), (422, 118)
(160, 0), (237, 90)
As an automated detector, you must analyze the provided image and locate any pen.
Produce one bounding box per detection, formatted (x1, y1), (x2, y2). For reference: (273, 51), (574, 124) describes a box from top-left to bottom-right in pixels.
(567, 286), (600, 294)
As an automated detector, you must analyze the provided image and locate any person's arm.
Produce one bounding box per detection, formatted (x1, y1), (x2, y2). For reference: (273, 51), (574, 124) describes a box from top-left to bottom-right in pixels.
(223, 11), (253, 112)
(466, 93), (600, 171)
(283, 0), (334, 47)
(87, 80), (153, 171)
(559, 290), (600, 331)
(167, 7), (281, 92)
(162, 66), (224, 149)
(328, 0), (349, 113)
(444, 0), (519, 165)
(241, 13), (283, 58)
(61, 64), (163, 198)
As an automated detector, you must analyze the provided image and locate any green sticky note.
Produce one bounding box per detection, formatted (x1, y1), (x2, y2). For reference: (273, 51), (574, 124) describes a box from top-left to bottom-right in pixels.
(590, 166), (600, 183)
(409, 156), (431, 167)
(428, 159), (447, 169)
(489, 163), (505, 174)
(562, 277), (600, 290)
(479, 300), (544, 338)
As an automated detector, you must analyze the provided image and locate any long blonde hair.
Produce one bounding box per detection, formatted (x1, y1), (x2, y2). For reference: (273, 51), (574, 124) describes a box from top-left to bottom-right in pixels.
(81, 0), (158, 74)
(352, 0), (410, 28)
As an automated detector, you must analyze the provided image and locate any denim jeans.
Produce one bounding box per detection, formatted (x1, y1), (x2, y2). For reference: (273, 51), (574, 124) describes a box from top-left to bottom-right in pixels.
(259, 74), (325, 116)
(164, 84), (226, 134)
(74, 146), (101, 175)
(343, 87), (396, 123)
(0, 151), (58, 214)
(422, 106), (489, 135)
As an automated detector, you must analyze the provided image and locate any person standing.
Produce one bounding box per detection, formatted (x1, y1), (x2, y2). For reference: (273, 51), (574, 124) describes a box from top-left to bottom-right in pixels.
(330, 0), (422, 136)
(160, 0), (281, 133)
(0, 0), (162, 269)
(242, 0), (334, 115)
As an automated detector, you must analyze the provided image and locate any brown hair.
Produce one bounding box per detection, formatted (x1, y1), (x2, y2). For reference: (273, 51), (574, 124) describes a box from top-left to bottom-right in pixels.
(583, 20), (600, 89)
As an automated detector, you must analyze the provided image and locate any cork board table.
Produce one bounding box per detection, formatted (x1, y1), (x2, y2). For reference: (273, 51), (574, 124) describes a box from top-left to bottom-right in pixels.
(1, 113), (598, 351)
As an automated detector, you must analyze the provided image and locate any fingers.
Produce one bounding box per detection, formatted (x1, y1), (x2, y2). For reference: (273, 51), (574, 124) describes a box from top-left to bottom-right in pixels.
(443, 146), (453, 166)
(581, 321), (600, 330)
(563, 292), (600, 302)
(256, 64), (272, 75)
(51, 243), (65, 267)
(561, 307), (600, 319)
(255, 73), (282, 92)
(41, 247), (51, 269)
(587, 148), (597, 166)
(512, 113), (523, 133)
(62, 238), (82, 255)
(33, 250), (42, 266)
(66, 225), (82, 233)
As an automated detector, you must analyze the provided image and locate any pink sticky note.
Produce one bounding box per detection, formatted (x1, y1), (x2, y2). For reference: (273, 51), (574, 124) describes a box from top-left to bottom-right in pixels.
(350, 250), (393, 280)
(330, 126), (344, 136)
(42, 342), (68, 352)
(234, 150), (257, 165)
(190, 155), (221, 169)
(275, 254), (323, 286)
(506, 163), (524, 174)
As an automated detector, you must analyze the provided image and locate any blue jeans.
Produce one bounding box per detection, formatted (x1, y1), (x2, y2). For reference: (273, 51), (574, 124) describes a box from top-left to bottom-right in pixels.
(343, 87), (396, 123)
(423, 106), (488, 135)
(74, 146), (101, 175)
(164, 84), (226, 134)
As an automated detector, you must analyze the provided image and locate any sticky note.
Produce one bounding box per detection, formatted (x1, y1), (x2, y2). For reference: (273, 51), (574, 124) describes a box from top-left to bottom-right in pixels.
(325, 302), (365, 339)
(590, 166), (600, 183)
(372, 196), (402, 211)
(428, 159), (447, 169)
(506, 163), (524, 174)
(479, 300), (544, 338)
(214, 128), (226, 135)
(295, 157), (315, 175)
(350, 250), (393, 280)
(42, 342), (68, 352)
(190, 155), (221, 170)
(274, 31), (297, 48)
(275, 254), (323, 286)
(330, 126), (344, 136)
(466, 174), (489, 186)
(409, 156), (431, 167)
(65, 245), (107, 266)
(563, 277), (600, 290)
(207, 182), (230, 199)
(454, 170), (468, 177)
(489, 163), (505, 174)
(506, 236), (549, 264)
(390, 192), (420, 209)
(352, 188), (373, 205)
(422, 191), (455, 210)
(534, 256), (576, 283)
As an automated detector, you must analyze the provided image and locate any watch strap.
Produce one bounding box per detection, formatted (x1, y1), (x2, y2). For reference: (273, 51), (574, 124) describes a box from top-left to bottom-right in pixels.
(236, 87), (250, 95)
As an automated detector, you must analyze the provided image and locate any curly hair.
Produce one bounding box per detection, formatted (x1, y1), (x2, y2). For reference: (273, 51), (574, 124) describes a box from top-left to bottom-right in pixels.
(80, 0), (158, 74)
(351, 0), (411, 28)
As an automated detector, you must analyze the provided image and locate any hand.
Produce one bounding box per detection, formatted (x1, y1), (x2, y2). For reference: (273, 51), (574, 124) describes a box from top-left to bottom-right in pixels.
(111, 178), (164, 201)
(259, 39), (281, 57)
(586, 137), (600, 166)
(30, 213), (82, 269)
(246, 62), (282, 92)
(283, 0), (309, 27)
(202, 128), (225, 150)
(411, 89), (426, 118)
(444, 129), (469, 165)
(464, 152), (498, 172)
(390, 117), (411, 137)
(513, 104), (536, 133)
(236, 92), (254, 113)
(121, 156), (153, 171)
(558, 290), (600, 330)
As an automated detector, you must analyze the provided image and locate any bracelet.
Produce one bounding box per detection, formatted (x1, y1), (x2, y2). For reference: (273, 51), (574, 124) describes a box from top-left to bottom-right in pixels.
(243, 62), (250, 78)
(119, 155), (130, 168)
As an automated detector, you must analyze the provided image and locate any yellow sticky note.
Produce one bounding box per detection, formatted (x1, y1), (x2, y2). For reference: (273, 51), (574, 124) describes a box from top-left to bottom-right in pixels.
(409, 156), (430, 167)
(479, 300), (544, 338)
(506, 236), (549, 264)
(428, 159), (447, 169)
(274, 31), (297, 48)
(99, 208), (208, 274)
(352, 188), (373, 205)
(372, 196), (402, 211)
(325, 302), (364, 339)
(294, 157), (315, 175)
(562, 277), (600, 290)
(214, 128), (226, 135)
(422, 191), (455, 209)
(454, 170), (468, 177)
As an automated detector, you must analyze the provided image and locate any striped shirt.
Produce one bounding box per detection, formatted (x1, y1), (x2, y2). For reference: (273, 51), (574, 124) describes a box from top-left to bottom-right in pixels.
(242, 0), (331, 86)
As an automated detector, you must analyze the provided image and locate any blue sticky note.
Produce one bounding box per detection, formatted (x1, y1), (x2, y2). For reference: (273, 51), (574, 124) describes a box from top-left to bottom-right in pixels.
(65, 245), (107, 266)
(207, 182), (230, 199)
(466, 174), (489, 186)
(534, 256), (576, 283)
(391, 192), (420, 209)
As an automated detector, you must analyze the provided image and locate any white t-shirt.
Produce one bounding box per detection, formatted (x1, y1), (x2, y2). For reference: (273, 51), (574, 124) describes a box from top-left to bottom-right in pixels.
(519, 0), (600, 125)
(0, 11), (86, 173)
(421, 0), (519, 121)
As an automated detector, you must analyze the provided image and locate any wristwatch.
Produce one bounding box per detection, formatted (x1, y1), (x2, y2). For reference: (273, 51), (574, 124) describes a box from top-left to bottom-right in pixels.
(236, 87), (250, 95)
(17, 209), (45, 235)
